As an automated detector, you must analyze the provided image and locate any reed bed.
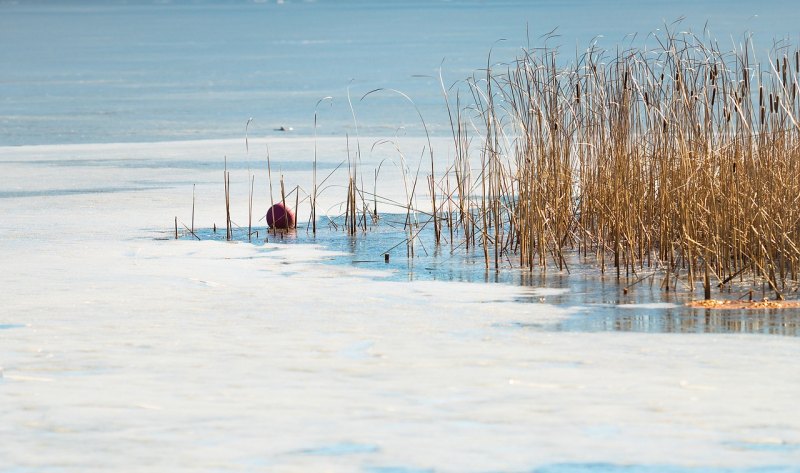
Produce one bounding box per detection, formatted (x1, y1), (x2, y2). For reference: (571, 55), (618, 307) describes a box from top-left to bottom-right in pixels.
(177, 29), (800, 301)
(442, 30), (800, 299)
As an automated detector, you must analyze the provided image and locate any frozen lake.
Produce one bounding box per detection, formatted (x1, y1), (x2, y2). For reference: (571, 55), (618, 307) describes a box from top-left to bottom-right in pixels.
(2, 1), (800, 472)
(2, 138), (799, 472)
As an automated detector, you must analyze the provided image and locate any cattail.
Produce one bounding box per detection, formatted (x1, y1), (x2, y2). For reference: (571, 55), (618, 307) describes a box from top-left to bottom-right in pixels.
(783, 56), (788, 84)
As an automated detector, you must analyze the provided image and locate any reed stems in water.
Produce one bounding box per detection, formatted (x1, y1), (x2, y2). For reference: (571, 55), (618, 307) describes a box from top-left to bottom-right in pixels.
(178, 28), (800, 300)
(434, 29), (800, 298)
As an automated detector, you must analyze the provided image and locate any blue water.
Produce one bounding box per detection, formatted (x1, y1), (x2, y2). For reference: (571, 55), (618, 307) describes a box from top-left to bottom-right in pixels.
(186, 219), (800, 336)
(2, 0), (798, 146)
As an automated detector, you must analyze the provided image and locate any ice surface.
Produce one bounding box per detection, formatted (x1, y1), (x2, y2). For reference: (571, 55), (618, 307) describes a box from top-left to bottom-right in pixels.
(1, 139), (799, 472)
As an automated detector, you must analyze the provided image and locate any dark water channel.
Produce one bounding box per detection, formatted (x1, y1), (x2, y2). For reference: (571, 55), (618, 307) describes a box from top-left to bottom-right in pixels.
(184, 216), (800, 336)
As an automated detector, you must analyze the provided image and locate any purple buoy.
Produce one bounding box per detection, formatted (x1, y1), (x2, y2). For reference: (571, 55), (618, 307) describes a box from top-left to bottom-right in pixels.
(266, 202), (295, 230)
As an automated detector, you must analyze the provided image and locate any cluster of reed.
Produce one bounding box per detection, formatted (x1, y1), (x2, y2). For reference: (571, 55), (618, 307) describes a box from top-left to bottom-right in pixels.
(437, 31), (800, 299)
(175, 30), (800, 300)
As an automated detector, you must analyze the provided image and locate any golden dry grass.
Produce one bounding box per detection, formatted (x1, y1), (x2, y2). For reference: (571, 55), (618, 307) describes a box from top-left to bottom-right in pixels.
(688, 299), (800, 309)
(434, 29), (800, 300)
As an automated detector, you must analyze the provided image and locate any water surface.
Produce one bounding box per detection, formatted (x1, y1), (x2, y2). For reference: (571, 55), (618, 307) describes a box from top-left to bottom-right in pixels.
(187, 217), (800, 336)
(2, 0), (797, 145)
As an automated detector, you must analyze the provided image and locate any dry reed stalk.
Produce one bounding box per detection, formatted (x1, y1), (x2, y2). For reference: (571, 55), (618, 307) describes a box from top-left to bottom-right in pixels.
(266, 146), (275, 235)
(191, 184), (195, 236)
(311, 98), (331, 234)
(224, 156), (231, 241)
(248, 175), (254, 241)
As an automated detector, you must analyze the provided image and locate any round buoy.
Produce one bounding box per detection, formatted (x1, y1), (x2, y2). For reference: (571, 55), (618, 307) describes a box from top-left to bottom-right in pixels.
(266, 202), (295, 229)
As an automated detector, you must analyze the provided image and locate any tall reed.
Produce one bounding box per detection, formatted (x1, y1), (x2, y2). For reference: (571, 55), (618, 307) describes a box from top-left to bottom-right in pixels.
(441, 30), (800, 298)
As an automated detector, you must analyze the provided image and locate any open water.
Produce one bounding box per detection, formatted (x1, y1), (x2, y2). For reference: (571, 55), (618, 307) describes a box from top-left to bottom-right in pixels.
(2, 0), (798, 145)
(189, 219), (800, 336)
